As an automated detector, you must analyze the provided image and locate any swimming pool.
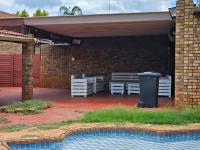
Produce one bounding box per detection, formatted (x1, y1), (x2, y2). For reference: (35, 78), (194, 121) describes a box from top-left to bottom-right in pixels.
(9, 130), (200, 150)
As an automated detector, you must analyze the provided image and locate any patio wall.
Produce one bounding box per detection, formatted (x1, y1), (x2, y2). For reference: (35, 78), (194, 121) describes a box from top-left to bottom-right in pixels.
(0, 42), (21, 54)
(175, 0), (200, 107)
(0, 42), (40, 87)
(41, 35), (173, 89)
(0, 42), (40, 54)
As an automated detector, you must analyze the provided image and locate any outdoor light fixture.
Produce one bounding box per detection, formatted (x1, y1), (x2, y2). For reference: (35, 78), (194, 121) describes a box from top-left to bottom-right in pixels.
(72, 39), (81, 45)
(71, 57), (75, 62)
(168, 7), (176, 19)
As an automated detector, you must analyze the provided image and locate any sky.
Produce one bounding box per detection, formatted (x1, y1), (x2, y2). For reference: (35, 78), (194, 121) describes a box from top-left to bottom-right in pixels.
(0, 0), (177, 16)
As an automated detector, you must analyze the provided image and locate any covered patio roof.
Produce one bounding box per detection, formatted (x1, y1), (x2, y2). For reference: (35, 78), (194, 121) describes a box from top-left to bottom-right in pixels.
(24, 12), (174, 38)
(0, 12), (174, 38)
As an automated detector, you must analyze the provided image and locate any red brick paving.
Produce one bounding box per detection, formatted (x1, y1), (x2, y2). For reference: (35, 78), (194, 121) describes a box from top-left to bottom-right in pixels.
(0, 88), (173, 126)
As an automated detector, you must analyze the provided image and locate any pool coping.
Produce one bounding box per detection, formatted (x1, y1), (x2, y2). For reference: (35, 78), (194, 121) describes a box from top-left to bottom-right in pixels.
(1, 123), (200, 148)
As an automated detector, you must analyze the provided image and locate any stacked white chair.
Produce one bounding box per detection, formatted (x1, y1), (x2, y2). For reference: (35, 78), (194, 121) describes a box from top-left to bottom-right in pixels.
(71, 74), (104, 97)
(110, 72), (172, 97)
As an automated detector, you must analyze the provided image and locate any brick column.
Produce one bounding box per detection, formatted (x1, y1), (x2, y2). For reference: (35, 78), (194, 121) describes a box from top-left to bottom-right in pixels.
(22, 42), (34, 101)
(175, 0), (200, 107)
(175, 0), (185, 106)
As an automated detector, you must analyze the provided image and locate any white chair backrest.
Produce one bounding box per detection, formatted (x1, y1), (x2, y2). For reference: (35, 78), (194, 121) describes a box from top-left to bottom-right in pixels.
(111, 72), (139, 81)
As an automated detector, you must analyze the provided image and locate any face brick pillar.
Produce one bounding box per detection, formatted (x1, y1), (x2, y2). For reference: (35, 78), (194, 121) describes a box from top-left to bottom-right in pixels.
(22, 42), (34, 101)
(176, 0), (200, 107)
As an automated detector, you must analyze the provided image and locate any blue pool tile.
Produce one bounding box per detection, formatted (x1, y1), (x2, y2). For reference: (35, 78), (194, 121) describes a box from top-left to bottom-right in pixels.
(9, 130), (200, 150)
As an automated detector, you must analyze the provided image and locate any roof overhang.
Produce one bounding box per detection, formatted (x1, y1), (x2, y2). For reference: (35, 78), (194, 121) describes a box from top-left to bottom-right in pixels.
(24, 12), (174, 38)
(0, 12), (175, 39)
(0, 11), (18, 18)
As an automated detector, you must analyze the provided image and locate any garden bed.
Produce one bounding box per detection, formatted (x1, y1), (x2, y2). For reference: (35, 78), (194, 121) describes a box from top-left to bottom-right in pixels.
(0, 100), (51, 115)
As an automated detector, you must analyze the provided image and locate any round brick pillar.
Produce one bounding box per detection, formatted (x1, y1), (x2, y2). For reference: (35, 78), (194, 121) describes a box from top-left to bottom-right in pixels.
(22, 42), (34, 101)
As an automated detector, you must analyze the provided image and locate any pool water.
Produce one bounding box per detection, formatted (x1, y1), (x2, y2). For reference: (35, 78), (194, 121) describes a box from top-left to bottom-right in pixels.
(9, 130), (200, 150)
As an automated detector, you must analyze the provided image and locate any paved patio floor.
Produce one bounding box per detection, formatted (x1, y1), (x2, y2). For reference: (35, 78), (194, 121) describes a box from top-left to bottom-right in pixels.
(0, 87), (173, 126)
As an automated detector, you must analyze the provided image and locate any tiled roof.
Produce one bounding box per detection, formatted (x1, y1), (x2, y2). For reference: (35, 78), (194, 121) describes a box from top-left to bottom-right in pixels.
(0, 30), (26, 37)
(0, 11), (17, 18)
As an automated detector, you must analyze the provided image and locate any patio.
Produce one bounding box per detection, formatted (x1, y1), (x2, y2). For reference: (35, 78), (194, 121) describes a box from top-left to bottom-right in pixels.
(0, 0), (199, 109)
(0, 87), (173, 126)
(0, 12), (176, 102)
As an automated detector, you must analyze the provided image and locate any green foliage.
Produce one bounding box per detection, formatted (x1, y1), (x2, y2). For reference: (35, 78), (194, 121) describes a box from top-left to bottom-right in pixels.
(0, 118), (8, 123)
(179, 107), (200, 123)
(0, 100), (51, 115)
(33, 9), (49, 17)
(16, 9), (29, 17)
(0, 124), (26, 132)
(80, 107), (200, 125)
(59, 5), (82, 16)
(1, 107), (200, 132)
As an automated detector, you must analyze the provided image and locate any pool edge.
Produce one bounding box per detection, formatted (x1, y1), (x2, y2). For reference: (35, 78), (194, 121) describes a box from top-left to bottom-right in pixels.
(2, 123), (200, 146)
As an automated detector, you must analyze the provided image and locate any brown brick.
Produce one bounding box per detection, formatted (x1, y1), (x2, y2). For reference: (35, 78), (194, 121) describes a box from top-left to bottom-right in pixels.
(22, 42), (34, 101)
(176, 0), (200, 107)
(40, 36), (171, 89)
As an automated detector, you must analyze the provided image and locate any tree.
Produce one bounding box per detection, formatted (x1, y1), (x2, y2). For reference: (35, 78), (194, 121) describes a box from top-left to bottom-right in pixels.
(33, 9), (49, 17)
(16, 9), (29, 17)
(59, 5), (82, 16)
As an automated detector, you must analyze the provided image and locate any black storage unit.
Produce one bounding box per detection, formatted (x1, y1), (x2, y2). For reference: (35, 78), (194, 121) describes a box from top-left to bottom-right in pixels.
(138, 72), (161, 108)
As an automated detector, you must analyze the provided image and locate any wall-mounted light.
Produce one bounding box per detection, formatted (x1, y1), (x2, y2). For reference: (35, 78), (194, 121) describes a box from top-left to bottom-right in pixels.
(71, 57), (75, 62)
(169, 7), (176, 19)
(72, 39), (81, 45)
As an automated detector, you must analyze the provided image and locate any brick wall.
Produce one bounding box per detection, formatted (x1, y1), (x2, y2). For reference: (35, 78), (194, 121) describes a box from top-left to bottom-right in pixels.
(0, 42), (40, 54)
(176, 0), (200, 107)
(0, 42), (40, 88)
(41, 44), (69, 88)
(41, 36), (172, 89)
(0, 42), (22, 54)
